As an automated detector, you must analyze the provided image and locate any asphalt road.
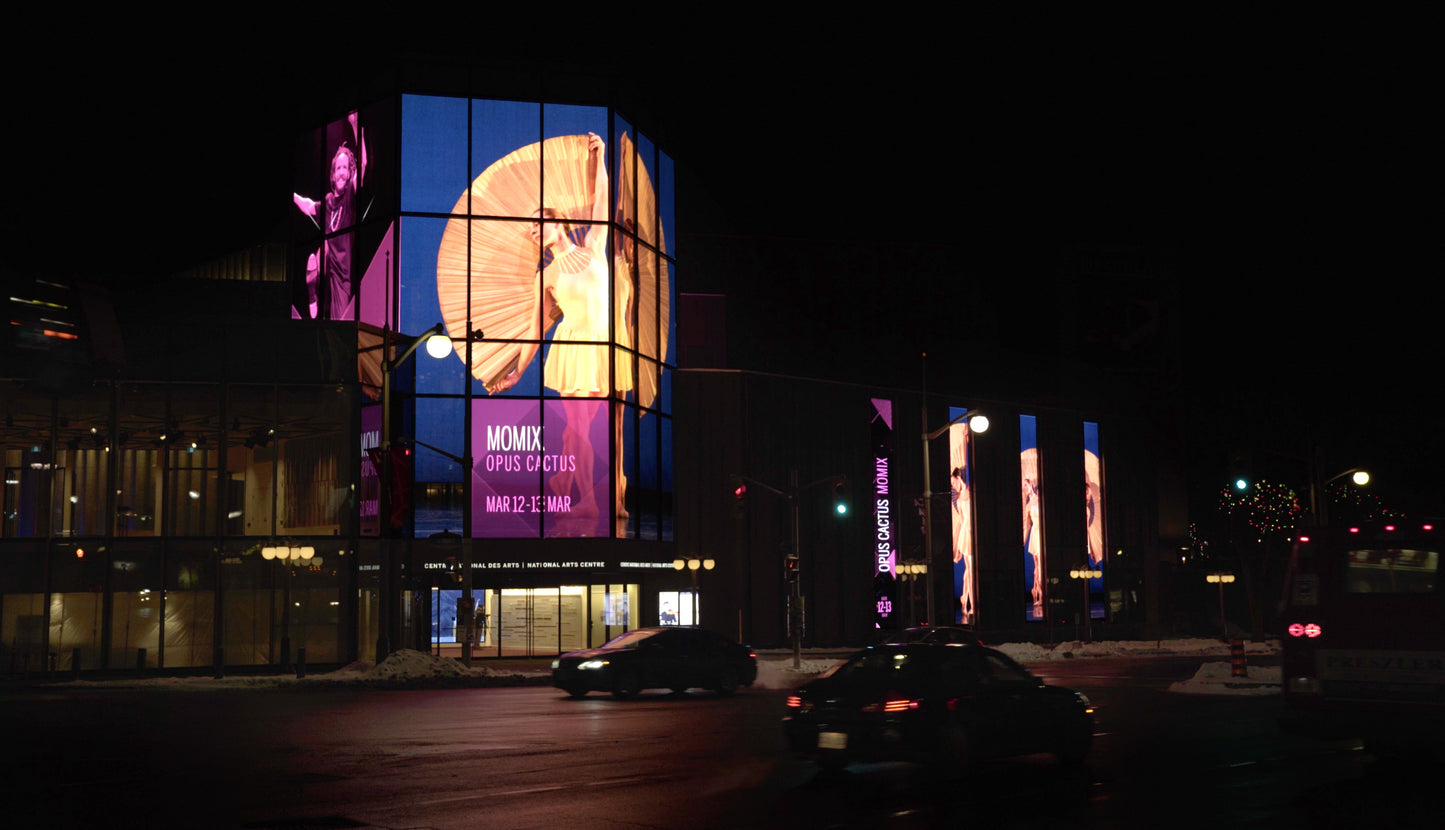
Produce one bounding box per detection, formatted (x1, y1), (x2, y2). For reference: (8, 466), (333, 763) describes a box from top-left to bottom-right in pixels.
(1, 656), (1436, 829)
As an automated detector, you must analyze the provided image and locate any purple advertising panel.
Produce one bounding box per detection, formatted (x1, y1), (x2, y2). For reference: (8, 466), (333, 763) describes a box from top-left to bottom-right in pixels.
(948, 407), (976, 625)
(1021, 414), (1045, 622)
(871, 398), (897, 628)
(360, 404), (381, 537)
(471, 399), (543, 538)
(469, 398), (609, 538)
(542, 398), (609, 538)
(1084, 421), (1105, 619)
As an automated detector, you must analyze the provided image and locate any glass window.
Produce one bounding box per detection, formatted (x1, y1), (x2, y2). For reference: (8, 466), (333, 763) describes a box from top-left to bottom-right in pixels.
(1345, 548), (1439, 594)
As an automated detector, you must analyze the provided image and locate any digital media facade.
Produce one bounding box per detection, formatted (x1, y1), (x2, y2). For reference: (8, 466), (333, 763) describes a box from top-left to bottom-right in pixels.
(948, 406), (977, 625)
(1084, 421), (1105, 619)
(1021, 414), (1045, 622)
(871, 398), (896, 628)
(311, 96), (676, 542)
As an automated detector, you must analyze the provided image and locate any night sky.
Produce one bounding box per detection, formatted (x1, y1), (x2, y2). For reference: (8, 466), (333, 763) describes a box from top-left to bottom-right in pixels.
(5, 20), (1437, 518)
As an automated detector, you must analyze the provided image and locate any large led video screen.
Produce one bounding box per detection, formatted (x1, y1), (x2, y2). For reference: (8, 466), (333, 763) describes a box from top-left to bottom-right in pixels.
(948, 407), (977, 625)
(1021, 414), (1045, 622)
(291, 102), (395, 324)
(395, 96), (674, 540)
(1084, 421), (1104, 619)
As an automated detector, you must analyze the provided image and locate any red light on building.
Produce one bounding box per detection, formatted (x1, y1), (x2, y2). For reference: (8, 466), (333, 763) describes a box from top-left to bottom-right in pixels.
(1384, 525), (1396, 532)
(1288, 623), (1305, 637)
(1348, 527), (1360, 533)
(1423, 524), (1435, 531)
(1298, 535), (1310, 544)
(1304, 623), (1321, 638)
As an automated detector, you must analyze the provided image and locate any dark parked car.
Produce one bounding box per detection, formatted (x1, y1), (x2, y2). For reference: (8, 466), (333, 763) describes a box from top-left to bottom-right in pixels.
(784, 643), (1093, 771)
(552, 627), (758, 699)
(875, 625), (983, 646)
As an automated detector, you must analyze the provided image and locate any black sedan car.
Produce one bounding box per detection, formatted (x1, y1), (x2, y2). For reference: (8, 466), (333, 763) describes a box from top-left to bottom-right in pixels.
(875, 625), (983, 646)
(552, 626), (758, 699)
(784, 643), (1093, 771)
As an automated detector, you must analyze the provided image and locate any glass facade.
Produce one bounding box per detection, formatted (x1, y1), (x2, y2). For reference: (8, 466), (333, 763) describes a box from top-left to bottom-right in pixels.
(0, 92), (681, 674)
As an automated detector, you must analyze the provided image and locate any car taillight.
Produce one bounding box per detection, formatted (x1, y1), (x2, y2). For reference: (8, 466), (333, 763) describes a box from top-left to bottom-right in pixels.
(1287, 622), (1322, 638)
(862, 695), (920, 714)
(785, 695), (802, 708)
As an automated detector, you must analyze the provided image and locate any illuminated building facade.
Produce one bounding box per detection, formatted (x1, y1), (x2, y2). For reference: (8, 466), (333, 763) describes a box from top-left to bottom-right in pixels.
(0, 84), (685, 673)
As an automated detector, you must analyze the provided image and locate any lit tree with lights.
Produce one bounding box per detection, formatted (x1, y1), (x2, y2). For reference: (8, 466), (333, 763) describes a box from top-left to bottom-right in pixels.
(1217, 479), (1302, 640)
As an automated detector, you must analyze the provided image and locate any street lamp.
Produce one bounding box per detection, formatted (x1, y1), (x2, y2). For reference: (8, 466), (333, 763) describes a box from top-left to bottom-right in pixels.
(672, 556), (715, 624)
(1069, 566), (1102, 643)
(376, 322), (448, 661)
(1206, 572), (1235, 641)
(1314, 466), (1370, 527)
(921, 402), (988, 627)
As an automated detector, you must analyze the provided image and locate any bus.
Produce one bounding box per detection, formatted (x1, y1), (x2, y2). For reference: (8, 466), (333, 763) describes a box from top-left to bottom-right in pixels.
(1279, 519), (1445, 751)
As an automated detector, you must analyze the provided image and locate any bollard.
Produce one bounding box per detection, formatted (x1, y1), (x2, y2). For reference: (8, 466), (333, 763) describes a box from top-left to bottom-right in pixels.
(1229, 639), (1247, 678)
(72, 647), (82, 680)
(296, 647), (306, 679)
(137, 647), (147, 676)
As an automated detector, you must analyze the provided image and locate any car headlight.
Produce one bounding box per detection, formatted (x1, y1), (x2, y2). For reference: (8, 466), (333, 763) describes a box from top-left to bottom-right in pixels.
(551, 660), (560, 669)
(579, 659), (609, 670)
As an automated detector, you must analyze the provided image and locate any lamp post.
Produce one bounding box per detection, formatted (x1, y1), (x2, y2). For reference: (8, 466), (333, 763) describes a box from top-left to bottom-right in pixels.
(672, 556), (715, 624)
(262, 544), (316, 667)
(899, 561), (928, 624)
(1312, 465), (1370, 527)
(376, 322), (449, 661)
(1206, 571), (1235, 641)
(1069, 566), (1102, 643)
(920, 398), (988, 628)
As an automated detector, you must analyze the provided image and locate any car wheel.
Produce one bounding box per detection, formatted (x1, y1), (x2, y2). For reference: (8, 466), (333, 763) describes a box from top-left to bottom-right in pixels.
(713, 667), (739, 696)
(562, 685), (588, 699)
(611, 669), (641, 699)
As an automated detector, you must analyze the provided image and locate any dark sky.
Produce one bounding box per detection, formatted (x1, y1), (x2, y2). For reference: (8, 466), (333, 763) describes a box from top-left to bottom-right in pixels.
(5, 21), (1437, 515)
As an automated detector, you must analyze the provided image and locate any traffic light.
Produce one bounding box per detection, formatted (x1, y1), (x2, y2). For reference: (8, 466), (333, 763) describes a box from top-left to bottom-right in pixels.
(784, 552), (800, 581)
(832, 478), (849, 516)
(731, 477), (747, 514)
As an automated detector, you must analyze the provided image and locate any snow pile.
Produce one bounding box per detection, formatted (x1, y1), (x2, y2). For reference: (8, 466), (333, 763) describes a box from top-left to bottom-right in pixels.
(994, 638), (1279, 662)
(753, 657), (843, 690)
(1168, 661), (1281, 695)
(366, 649), (469, 681)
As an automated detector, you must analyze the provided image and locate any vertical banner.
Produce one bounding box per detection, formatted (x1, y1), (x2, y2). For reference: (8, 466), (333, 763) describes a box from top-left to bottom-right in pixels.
(1084, 421), (1105, 619)
(948, 407), (976, 625)
(871, 398), (896, 629)
(360, 405), (382, 537)
(1021, 414), (1045, 621)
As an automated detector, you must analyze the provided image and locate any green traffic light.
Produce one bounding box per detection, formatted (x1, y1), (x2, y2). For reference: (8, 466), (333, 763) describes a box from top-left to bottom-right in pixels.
(1234, 478), (1249, 491)
(835, 502), (847, 516)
